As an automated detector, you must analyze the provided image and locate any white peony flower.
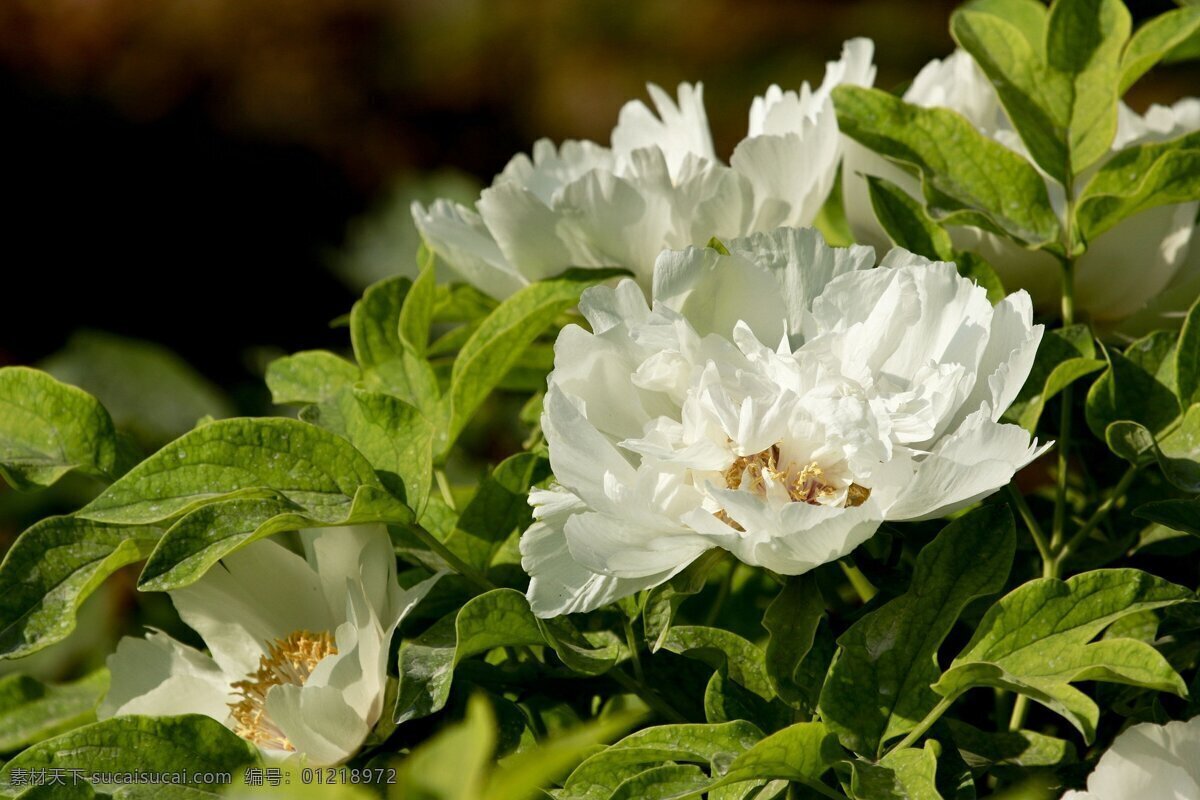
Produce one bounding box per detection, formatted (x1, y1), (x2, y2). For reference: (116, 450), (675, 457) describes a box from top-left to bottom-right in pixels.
(100, 526), (438, 766)
(413, 40), (876, 299)
(841, 49), (1200, 332)
(1061, 716), (1200, 799)
(521, 227), (1048, 617)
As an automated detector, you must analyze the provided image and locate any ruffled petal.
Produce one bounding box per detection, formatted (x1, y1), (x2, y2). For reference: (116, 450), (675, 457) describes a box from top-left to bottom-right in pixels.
(100, 631), (232, 722)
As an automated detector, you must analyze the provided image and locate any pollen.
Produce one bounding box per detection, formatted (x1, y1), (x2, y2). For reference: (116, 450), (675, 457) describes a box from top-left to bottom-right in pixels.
(229, 630), (337, 751)
(716, 445), (871, 530)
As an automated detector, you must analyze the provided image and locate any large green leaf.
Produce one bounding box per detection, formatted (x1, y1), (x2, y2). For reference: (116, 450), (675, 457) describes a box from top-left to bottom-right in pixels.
(819, 506), (1015, 758)
(643, 551), (726, 651)
(440, 269), (624, 455)
(1086, 333), (1181, 442)
(0, 367), (124, 491)
(1075, 130), (1200, 244)
(135, 485), (413, 592)
(0, 517), (161, 659)
(264, 350), (360, 406)
(846, 743), (942, 800)
(944, 719), (1076, 769)
(833, 86), (1061, 248)
(441, 452), (548, 570)
(1119, 7), (1200, 92)
(0, 670), (109, 754)
(762, 575), (825, 712)
(0, 715), (258, 798)
(558, 721), (765, 800)
(864, 177), (1005, 303)
(398, 245), (437, 357)
(952, 0), (1130, 186)
(1175, 294), (1200, 409)
(1135, 497), (1200, 537)
(1005, 325), (1104, 432)
(78, 418), (383, 525)
(933, 569), (1192, 741)
(301, 388), (434, 511)
(395, 589), (551, 724)
(350, 276), (441, 418)
(660, 626), (774, 702)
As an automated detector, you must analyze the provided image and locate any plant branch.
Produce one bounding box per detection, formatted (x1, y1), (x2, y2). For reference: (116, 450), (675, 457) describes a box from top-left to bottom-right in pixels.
(1005, 483), (1053, 576)
(888, 694), (957, 755)
(407, 522), (495, 593)
(1053, 464), (1140, 574)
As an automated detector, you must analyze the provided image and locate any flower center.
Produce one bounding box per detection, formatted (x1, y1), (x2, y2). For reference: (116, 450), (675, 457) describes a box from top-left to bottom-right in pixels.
(715, 445), (870, 531)
(229, 630), (337, 751)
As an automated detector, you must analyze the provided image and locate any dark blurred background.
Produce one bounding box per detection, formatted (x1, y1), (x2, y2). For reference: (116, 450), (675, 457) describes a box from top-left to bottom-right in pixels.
(4, 0), (1195, 391)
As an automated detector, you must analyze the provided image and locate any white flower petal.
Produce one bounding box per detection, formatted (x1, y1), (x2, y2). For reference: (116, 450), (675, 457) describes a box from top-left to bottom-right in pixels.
(267, 683), (369, 767)
(301, 525), (395, 625)
(612, 83), (715, 177)
(410, 200), (525, 299)
(170, 538), (335, 678)
(101, 631), (232, 722)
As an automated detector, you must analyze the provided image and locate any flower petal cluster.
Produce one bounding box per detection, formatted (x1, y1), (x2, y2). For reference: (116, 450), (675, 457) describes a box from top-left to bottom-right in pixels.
(100, 526), (438, 766)
(522, 227), (1048, 617)
(841, 49), (1200, 332)
(413, 41), (876, 299)
(1062, 716), (1200, 799)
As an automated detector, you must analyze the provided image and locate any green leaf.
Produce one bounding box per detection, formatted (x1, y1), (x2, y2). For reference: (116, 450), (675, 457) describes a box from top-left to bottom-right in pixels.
(1105, 406), (1200, 491)
(442, 452), (548, 570)
(351, 276), (441, 418)
(0, 517), (161, 659)
(559, 721), (765, 800)
(0, 671), (109, 754)
(934, 569), (1192, 741)
(952, 0), (1131, 185)
(1005, 325), (1103, 432)
(78, 418), (383, 525)
(643, 551), (725, 651)
(819, 506), (1015, 757)
(1075, 130), (1200, 243)
(395, 589), (547, 724)
(0, 367), (123, 490)
(833, 86), (1061, 248)
(713, 721), (840, 793)
(441, 269), (623, 455)
(398, 244), (437, 357)
(1119, 7), (1200, 92)
(864, 178), (1006, 304)
(944, 719), (1076, 768)
(1135, 497), (1200, 536)
(394, 694), (495, 800)
(763, 575), (825, 711)
(0, 715), (257, 797)
(264, 350), (360, 405)
(660, 626), (774, 701)
(1086, 334), (1181, 442)
(1176, 295), (1200, 408)
(847, 743), (943, 800)
(301, 388), (434, 511)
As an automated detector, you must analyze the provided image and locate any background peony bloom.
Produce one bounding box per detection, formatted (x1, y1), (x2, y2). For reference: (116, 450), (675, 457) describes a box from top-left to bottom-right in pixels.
(412, 41), (876, 299)
(1062, 716), (1200, 799)
(521, 227), (1048, 617)
(841, 49), (1200, 334)
(100, 526), (438, 766)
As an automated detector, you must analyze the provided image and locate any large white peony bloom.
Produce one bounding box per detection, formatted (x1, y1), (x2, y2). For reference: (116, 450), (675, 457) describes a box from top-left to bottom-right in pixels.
(841, 49), (1200, 332)
(1062, 716), (1200, 799)
(100, 526), (438, 766)
(521, 227), (1048, 617)
(413, 40), (876, 299)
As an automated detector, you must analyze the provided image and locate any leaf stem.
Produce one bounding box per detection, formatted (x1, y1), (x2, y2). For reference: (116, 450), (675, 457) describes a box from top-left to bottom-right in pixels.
(623, 615), (646, 685)
(888, 694), (956, 755)
(1008, 694), (1030, 731)
(839, 560), (878, 604)
(1005, 484), (1053, 576)
(407, 522), (495, 593)
(1052, 464), (1140, 575)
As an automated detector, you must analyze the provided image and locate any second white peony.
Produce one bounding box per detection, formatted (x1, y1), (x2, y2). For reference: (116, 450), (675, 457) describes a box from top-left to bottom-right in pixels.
(522, 227), (1048, 617)
(1062, 715), (1200, 799)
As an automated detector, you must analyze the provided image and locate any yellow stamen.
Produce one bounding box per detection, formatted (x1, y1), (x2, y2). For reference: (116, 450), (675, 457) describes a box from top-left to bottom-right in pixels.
(229, 630), (337, 751)
(715, 446), (871, 530)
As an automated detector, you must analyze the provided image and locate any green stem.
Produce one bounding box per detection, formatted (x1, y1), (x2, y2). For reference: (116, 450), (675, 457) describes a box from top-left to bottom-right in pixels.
(839, 561), (878, 604)
(623, 615), (646, 685)
(1005, 484), (1053, 577)
(1052, 464), (1140, 576)
(407, 522), (495, 594)
(888, 694), (957, 755)
(1008, 694), (1030, 731)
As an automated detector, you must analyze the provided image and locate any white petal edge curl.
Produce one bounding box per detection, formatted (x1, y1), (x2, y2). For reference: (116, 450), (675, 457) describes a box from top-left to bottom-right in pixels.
(100, 631), (233, 722)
